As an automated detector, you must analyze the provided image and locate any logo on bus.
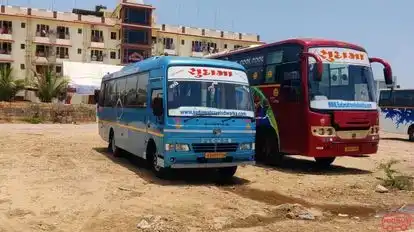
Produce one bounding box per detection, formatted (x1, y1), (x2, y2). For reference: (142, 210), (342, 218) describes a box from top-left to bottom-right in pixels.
(318, 49), (366, 63)
(188, 68), (233, 78)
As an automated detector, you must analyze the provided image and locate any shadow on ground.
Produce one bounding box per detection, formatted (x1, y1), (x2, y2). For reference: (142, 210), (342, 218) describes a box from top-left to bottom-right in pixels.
(255, 155), (372, 176)
(381, 137), (410, 142)
(93, 147), (250, 186)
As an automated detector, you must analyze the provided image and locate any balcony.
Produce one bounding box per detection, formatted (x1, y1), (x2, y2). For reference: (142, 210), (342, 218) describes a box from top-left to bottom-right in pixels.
(0, 28), (12, 41)
(34, 31), (52, 44)
(56, 54), (70, 64)
(163, 44), (176, 56)
(91, 55), (104, 63)
(91, 36), (104, 49)
(34, 50), (52, 63)
(0, 50), (12, 61)
(56, 32), (71, 46)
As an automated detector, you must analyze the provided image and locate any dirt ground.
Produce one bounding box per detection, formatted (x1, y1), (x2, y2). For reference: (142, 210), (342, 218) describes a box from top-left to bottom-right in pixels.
(0, 123), (412, 232)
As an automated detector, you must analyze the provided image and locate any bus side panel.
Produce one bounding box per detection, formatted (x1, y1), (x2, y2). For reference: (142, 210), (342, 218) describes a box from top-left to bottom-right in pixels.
(379, 108), (412, 135)
(120, 108), (148, 158)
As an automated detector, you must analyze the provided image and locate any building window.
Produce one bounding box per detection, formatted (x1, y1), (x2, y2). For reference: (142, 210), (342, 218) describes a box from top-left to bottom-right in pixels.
(181, 40), (185, 45)
(21, 44), (25, 49)
(0, 42), (12, 54)
(36, 24), (50, 37)
(56, 26), (70, 39)
(118, 49), (120, 59)
(239, 33), (242, 40)
(234, 45), (243, 49)
(202, 29), (205, 36)
(221, 31), (224, 38)
(163, 38), (174, 50)
(78, 28), (82, 34)
(161, 24), (165, 31)
(20, 64), (25, 70)
(181, 27), (185, 33)
(111, 32), (116, 40)
(56, 47), (69, 59)
(191, 41), (217, 53)
(110, 51), (116, 59)
(91, 30), (104, 42)
(77, 48), (82, 54)
(56, 66), (62, 75)
(21, 22), (26, 28)
(124, 8), (151, 25)
(123, 29), (148, 45)
(224, 44), (228, 49)
(0, 21), (12, 34)
(35, 45), (50, 57)
(91, 50), (104, 61)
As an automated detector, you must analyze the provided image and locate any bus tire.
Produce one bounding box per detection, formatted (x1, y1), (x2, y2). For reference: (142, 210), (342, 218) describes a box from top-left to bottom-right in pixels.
(408, 125), (414, 142)
(217, 166), (237, 180)
(256, 127), (283, 164)
(146, 140), (170, 179)
(108, 129), (121, 157)
(314, 157), (336, 168)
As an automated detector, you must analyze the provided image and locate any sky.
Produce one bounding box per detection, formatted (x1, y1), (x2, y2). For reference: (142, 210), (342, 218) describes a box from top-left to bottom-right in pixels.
(8, 0), (414, 88)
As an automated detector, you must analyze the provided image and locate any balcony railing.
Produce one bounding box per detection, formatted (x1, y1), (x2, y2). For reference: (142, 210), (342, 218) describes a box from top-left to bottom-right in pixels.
(35, 51), (51, 57)
(36, 31), (50, 37)
(91, 36), (104, 43)
(57, 33), (70, 40)
(91, 55), (104, 62)
(0, 50), (12, 55)
(0, 27), (12, 34)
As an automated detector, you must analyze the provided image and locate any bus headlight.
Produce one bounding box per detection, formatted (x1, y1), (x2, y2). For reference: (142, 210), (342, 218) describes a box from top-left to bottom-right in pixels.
(175, 144), (190, 151)
(311, 126), (336, 137)
(240, 143), (253, 150)
(165, 143), (190, 151)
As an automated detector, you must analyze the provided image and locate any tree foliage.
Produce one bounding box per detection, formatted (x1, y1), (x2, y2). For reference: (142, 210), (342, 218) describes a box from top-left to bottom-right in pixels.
(0, 66), (25, 101)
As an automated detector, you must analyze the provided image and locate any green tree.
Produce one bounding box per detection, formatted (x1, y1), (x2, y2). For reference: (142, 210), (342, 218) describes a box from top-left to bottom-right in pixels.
(0, 66), (25, 102)
(31, 66), (69, 103)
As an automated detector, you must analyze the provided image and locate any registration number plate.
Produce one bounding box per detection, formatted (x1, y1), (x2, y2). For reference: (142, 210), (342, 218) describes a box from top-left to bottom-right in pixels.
(205, 152), (226, 159)
(345, 146), (359, 152)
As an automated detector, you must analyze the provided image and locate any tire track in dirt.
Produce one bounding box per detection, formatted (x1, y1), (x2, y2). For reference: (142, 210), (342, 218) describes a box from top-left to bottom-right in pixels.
(221, 186), (381, 217)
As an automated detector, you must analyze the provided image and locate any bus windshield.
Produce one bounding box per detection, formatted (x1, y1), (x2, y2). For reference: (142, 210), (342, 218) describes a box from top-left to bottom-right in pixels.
(307, 46), (377, 105)
(308, 63), (376, 102)
(167, 81), (254, 118)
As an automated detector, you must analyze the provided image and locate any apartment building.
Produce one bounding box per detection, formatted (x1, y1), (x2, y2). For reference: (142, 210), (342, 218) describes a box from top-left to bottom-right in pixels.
(152, 24), (262, 57)
(0, 0), (262, 101)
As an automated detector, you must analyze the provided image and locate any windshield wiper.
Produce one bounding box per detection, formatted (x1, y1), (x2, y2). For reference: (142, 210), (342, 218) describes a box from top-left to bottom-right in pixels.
(183, 115), (199, 123)
(221, 115), (253, 123)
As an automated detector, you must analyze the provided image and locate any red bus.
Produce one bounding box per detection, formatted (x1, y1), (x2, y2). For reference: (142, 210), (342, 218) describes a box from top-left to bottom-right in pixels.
(205, 38), (393, 166)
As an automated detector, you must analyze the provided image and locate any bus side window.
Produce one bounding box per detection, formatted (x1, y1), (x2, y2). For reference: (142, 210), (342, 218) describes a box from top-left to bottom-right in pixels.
(264, 50), (283, 84)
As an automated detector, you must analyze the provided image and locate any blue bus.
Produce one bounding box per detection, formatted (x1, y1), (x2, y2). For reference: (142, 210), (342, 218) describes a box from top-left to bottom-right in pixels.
(95, 56), (256, 179)
(378, 88), (414, 141)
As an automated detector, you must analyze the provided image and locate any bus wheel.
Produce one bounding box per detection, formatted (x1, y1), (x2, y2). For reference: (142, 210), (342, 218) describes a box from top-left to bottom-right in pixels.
(151, 154), (171, 179)
(108, 130), (121, 157)
(408, 126), (414, 142)
(217, 166), (237, 180)
(264, 134), (282, 165)
(314, 157), (336, 168)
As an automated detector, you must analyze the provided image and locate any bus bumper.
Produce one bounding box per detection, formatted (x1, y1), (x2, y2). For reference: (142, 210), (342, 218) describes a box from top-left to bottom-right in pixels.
(170, 161), (255, 169)
(308, 138), (379, 157)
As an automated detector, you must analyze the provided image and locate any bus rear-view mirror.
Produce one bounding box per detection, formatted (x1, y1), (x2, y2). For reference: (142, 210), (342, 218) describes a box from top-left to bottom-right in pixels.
(94, 90), (100, 103)
(369, 57), (393, 86)
(301, 52), (323, 81)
